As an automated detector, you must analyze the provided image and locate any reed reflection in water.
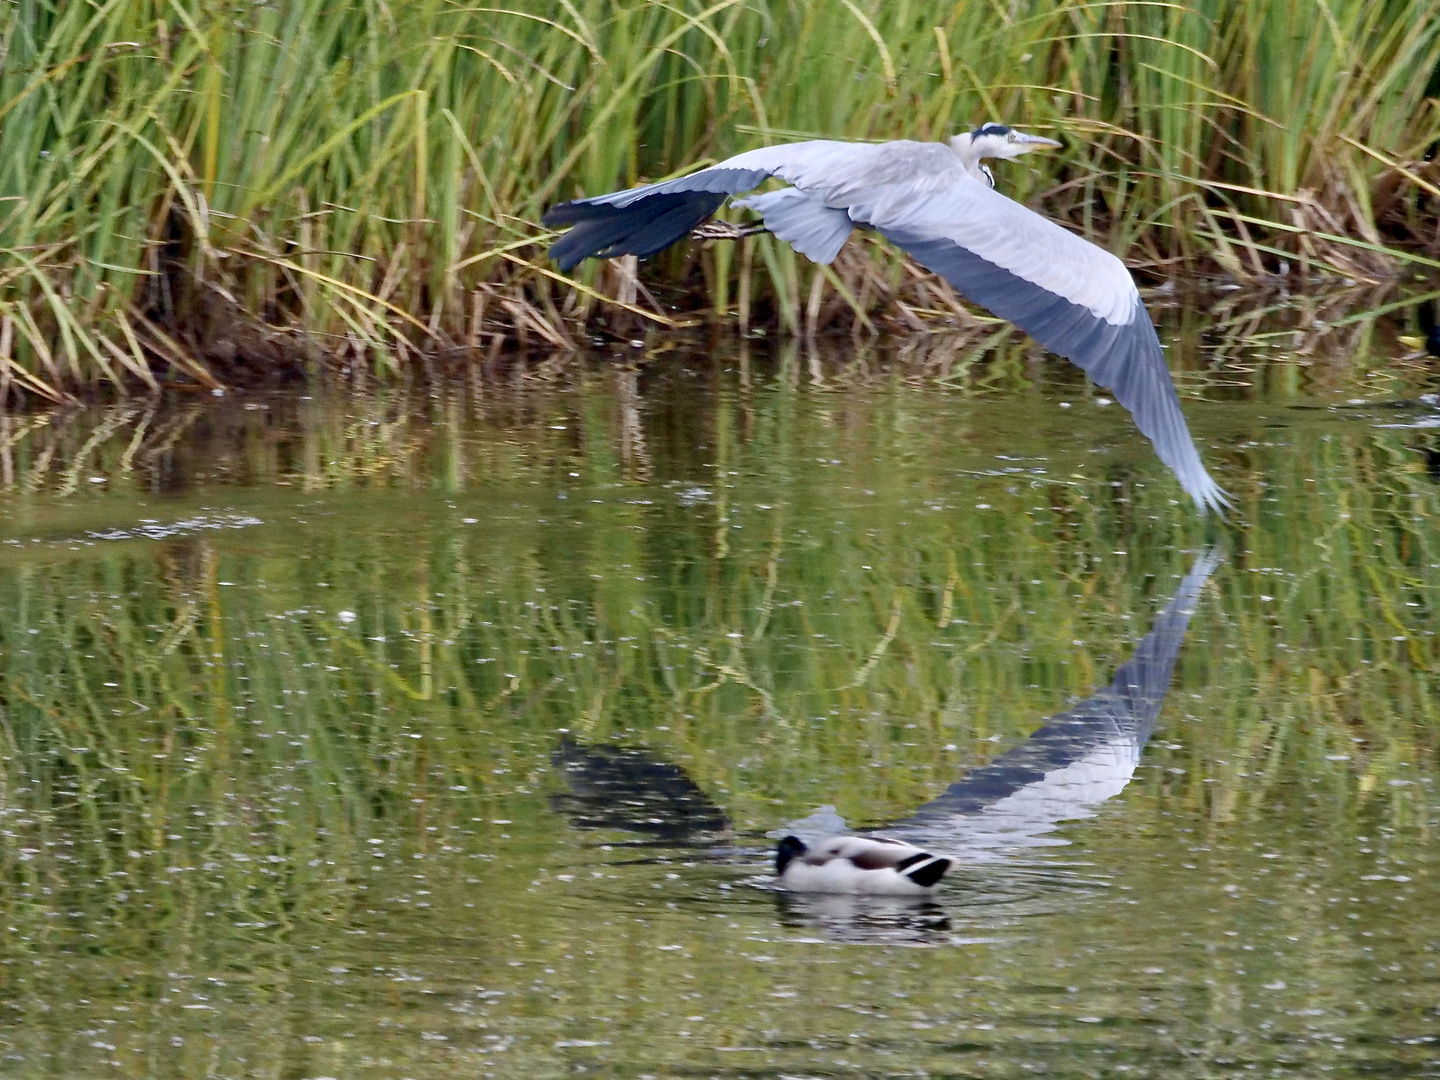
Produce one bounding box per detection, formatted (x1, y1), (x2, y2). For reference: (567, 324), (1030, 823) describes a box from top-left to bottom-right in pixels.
(0, 334), (1435, 1078)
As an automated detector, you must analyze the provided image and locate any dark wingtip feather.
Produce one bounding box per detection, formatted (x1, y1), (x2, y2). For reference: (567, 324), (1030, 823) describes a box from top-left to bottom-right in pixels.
(543, 192), (727, 270)
(542, 201), (585, 228)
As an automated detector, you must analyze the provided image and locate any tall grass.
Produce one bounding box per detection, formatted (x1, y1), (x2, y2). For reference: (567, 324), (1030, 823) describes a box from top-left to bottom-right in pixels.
(2, 0), (1439, 393)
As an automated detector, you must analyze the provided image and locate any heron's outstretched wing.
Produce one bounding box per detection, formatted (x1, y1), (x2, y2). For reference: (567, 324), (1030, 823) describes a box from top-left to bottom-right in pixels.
(543, 139), (1228, 511)
(869, 184), (1229, 512)
(545, 171), (763, 270)
(541, 141), (875, 271)
(546, 190), (729, 270)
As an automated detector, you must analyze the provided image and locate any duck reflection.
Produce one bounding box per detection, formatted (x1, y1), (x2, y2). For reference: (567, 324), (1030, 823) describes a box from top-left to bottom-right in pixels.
(774, 892), (952, 944)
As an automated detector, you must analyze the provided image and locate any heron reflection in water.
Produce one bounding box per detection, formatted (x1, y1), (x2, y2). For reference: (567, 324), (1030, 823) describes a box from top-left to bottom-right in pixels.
(892, 547), (1221, 856)
(543, 125), (1229, 513)
(552, 549), (1221, 939)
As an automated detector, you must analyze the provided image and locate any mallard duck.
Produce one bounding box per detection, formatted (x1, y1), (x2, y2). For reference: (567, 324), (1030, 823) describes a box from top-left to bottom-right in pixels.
(775, 834), (952, 895)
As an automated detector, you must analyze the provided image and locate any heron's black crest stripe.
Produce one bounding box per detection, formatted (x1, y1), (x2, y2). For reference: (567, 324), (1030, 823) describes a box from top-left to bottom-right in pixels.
(879, 229), (1221, 511)
(972, 123), (1012, 137)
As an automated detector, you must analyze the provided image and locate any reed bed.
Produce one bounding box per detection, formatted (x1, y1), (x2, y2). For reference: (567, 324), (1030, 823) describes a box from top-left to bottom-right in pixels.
(2, 0), (1440, 395)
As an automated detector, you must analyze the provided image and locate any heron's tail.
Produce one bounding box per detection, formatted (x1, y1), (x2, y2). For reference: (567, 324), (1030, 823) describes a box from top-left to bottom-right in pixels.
(542, 192), (728, 271)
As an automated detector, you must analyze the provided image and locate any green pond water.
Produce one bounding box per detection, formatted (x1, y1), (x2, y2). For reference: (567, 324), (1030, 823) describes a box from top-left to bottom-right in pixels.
(0, 323), (1438, 1078)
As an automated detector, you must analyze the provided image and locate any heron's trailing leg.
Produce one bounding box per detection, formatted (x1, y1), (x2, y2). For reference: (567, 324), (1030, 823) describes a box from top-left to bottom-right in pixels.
(691, 218), (768, 242)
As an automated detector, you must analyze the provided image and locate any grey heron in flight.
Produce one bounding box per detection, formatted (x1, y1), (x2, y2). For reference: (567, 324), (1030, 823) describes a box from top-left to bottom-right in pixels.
(542, 123), (1230, 513)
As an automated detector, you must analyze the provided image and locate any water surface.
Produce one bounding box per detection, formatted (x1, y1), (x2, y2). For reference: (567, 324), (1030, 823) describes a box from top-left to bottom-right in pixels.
(0, 323), (1437, 1077)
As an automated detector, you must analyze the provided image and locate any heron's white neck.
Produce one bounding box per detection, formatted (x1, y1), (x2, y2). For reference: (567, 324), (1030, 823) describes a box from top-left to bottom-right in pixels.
(948, 133), (992, 185)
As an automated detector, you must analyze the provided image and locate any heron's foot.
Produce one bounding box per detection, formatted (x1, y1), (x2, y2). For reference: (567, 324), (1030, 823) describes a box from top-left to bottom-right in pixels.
(691, 219), (768, 242)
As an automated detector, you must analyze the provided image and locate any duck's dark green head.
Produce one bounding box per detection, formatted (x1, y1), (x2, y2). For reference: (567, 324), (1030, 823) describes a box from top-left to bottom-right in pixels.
(776, 835), (807, 876)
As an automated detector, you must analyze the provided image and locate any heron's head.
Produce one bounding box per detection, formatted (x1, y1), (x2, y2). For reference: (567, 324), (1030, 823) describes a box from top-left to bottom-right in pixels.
(957, 123), (1063, 163)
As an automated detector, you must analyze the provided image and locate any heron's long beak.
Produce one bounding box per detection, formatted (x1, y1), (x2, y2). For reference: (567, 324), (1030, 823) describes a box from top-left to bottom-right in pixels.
(1016, 132), (1063, 150)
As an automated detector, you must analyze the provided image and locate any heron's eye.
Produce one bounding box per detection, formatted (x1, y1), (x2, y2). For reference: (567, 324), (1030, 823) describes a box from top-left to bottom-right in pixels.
(1007, 132), (1018, 142)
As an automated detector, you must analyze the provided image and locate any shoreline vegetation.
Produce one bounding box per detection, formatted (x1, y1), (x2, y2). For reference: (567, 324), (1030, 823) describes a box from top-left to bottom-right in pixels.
(2, 0), (1439, 399)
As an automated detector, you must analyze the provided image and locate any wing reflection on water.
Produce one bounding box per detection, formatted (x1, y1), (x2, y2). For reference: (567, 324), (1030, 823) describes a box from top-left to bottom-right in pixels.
(759, 549), (1220, 940)
(550, 549), (1219, 938)
(550, 737), (730, 846)
(891, 547), (1221, 859)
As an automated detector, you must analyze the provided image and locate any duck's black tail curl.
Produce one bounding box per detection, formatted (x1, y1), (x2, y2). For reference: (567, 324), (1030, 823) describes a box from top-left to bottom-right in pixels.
(900, 854), (951, 889)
